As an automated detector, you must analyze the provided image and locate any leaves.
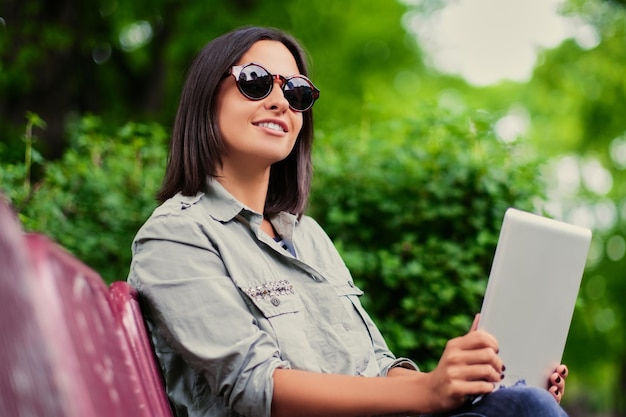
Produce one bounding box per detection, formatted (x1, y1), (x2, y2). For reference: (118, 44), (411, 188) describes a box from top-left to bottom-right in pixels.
(309, 105), (543, 368)
(1, 116), (167, 282)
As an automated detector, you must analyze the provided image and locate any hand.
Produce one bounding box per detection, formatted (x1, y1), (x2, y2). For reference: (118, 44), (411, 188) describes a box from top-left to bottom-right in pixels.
(424, 316), (504, 412)
(548, 364), (568, 403)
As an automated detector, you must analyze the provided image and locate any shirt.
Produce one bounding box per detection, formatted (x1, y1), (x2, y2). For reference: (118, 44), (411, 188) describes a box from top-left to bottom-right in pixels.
(128, 179), (418, 417)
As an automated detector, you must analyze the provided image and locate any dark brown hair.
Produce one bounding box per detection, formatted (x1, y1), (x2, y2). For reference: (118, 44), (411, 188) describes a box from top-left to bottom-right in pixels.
(157, 26), (315, 217)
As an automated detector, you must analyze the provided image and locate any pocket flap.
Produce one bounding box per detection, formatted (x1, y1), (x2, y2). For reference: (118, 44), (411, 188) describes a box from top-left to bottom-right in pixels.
(240, 279), (303, 318)
(333, 280), (364, 297)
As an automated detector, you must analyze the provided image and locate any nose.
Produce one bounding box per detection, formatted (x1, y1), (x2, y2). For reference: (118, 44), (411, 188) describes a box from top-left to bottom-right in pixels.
(264, 76), (289, 111)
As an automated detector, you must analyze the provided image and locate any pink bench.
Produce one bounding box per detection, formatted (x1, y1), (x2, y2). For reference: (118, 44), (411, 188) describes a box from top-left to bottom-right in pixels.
(0, 199), (173, 417)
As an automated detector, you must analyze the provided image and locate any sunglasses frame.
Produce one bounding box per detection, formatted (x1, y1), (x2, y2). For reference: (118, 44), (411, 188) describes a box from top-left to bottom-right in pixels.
(227, 62), (320, 112)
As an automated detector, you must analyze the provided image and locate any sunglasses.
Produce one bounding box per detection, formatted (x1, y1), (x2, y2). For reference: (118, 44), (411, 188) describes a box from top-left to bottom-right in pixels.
(226, 62), (320, 112)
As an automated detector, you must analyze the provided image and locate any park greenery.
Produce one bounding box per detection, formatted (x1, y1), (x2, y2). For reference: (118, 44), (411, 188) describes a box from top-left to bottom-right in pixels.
(1, 0), (625, 415)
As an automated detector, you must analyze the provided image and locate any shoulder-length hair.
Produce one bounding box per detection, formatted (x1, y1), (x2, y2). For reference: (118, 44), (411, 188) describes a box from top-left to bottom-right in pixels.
(156, 26), (315, 218)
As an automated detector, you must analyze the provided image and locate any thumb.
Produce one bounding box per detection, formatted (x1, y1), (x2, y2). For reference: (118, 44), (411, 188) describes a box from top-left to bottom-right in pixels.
(469, 313), (480, 332)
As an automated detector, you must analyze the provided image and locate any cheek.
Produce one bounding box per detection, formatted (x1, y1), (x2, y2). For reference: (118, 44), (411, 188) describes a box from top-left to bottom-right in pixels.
(293, 114), (304, 137)
(216, 97), (248, 141)
(215, 83), (249, 132)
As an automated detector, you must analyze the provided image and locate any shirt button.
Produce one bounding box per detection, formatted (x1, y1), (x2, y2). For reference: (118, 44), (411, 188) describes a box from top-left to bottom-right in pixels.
(270, 297), (281, 306)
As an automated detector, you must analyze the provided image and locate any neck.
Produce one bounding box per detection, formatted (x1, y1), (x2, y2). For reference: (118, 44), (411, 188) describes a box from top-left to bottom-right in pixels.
(216, 163), (270, 214)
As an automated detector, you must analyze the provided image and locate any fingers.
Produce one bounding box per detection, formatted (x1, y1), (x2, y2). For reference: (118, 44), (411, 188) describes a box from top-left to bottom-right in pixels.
(425, 373), (497, 411)
(548, 365), (567, 403)
(440, 350), (503, 381)
(550, 371), (565, 391)
(461, 363), (505, 384)
(440, 336), (504, 384)
(428, 330), (504, 410)
(450, 330), (499, 353)
(548, 384), (562, 404)
(446, 332), (503, 371)
(455, 379), (498, 397)
(449, 330), (500, 354)
(463, 348), (505, 373)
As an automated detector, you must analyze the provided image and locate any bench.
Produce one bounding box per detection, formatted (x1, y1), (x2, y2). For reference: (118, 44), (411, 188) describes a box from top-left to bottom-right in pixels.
(0, 198), (174, 417)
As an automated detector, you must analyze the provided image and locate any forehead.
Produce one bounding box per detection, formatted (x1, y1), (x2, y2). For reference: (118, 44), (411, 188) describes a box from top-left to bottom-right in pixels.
(236, 40), (300, 76)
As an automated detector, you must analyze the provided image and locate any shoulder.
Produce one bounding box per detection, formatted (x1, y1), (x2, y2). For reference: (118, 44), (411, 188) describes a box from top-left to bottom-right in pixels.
(295, 214), (331, 241)
(151, 192), (205, 219)
(294, 214), (344, 260)
(134, 192), (214, 245)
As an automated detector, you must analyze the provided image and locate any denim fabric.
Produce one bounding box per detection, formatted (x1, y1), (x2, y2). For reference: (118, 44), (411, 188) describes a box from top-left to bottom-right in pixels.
(424, 382), (568, 417)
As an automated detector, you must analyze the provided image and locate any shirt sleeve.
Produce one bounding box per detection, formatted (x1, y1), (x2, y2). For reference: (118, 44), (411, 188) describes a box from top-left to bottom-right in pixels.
(128, 213), (288, 417)
(385, 358), (420, 374)
(355, 299), (420, 375)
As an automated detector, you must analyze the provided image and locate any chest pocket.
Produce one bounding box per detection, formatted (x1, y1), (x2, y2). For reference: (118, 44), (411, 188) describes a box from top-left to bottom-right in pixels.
(322, 264), (366, 319)
(238, 277), (323, 371)
(240, 278), (303, 317)
(325, 270), (382, 376)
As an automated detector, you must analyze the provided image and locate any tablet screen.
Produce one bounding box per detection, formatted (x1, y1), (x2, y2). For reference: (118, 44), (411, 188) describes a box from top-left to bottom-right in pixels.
(477, 208), (591, 388)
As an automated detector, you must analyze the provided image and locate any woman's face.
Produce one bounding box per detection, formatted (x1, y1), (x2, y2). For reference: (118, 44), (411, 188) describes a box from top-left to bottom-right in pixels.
(216, 40), (304, 173)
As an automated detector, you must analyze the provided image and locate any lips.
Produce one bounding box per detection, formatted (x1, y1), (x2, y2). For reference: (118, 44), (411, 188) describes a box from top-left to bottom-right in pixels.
(253, 120), (288, 133)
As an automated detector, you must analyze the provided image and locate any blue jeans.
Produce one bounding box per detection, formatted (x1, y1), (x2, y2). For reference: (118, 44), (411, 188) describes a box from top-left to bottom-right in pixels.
(423, 382), (569, 417)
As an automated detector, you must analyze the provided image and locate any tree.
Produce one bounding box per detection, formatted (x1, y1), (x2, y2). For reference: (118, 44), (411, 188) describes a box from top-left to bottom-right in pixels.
(526, 1), (626, 413)
(0, 0), (418, 158)
(2, 0), (624, 413)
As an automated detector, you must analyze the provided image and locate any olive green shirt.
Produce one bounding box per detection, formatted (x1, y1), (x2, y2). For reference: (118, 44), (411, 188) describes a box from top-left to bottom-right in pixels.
(128, 179), (417, 417)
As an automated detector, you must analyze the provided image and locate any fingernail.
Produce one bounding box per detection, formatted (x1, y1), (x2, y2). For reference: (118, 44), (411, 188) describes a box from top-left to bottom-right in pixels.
(561, 368), (568, 377)
(502, 365), (506, 372)
(555, 389), (560, 396)
(500, 373), (505, 380)
(555, 376), (561, 384)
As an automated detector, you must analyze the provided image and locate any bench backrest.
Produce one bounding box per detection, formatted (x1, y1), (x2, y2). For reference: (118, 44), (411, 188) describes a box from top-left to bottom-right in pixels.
(0, 200), (173, 417)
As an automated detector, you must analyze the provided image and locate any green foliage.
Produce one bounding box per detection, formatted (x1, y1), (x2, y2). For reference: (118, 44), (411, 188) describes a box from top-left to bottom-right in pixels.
(0, 115), (168, 282)
(520, 2), (626, 412)
(4, 0), (625, 411)
(0, 0), (416, 159)
(310, 105), (544, 369)
(2, 108), (545, 372)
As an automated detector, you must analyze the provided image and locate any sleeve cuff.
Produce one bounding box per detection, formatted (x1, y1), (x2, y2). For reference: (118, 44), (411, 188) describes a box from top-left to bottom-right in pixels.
(384, 358), (420, 375)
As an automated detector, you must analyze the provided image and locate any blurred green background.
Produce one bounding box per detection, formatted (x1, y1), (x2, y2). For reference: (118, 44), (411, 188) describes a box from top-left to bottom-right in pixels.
(1, 0), (625, 415)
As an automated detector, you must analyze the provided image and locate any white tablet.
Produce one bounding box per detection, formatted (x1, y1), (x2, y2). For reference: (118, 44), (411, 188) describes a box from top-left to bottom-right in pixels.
(477, 208), (591, 388)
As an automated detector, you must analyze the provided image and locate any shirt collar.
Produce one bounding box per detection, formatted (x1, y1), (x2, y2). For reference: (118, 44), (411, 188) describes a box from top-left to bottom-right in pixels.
(204, 178), (254, 223)
(203, 177), (299, 237)
(269, 211), (298, 241)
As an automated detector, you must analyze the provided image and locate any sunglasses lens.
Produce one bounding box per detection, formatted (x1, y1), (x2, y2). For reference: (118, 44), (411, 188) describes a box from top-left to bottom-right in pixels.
(237, 64), (272, 99)
(284, 77), (316, 111)
(233, 63), (318, 111)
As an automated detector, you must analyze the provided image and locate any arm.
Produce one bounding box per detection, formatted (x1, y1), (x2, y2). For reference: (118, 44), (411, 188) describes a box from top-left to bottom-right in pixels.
(130, 214), (287, 417)
(271, 329), (505, 417)
(272, 368), (430, 417)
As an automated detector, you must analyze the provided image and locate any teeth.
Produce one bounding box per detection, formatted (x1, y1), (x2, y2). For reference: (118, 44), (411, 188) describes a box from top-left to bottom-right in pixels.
(257, 122), (285, 132)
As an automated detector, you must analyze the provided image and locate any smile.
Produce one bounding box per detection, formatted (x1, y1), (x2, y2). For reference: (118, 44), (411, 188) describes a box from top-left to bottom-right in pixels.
(255, 121), (286, 133)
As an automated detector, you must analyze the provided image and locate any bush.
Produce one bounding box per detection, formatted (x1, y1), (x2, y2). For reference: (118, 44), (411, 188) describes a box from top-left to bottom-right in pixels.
(0, 115), (168, 282)
(2, 108), (545, 370)
(309, 107), (545, 369)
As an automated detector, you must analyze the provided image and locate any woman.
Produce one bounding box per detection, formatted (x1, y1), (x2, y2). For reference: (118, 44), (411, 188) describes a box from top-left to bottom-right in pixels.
(128, 26), (569, 417)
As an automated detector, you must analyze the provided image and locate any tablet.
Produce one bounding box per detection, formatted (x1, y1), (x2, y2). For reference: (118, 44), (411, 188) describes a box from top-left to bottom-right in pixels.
(477, 208), (592, 388)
